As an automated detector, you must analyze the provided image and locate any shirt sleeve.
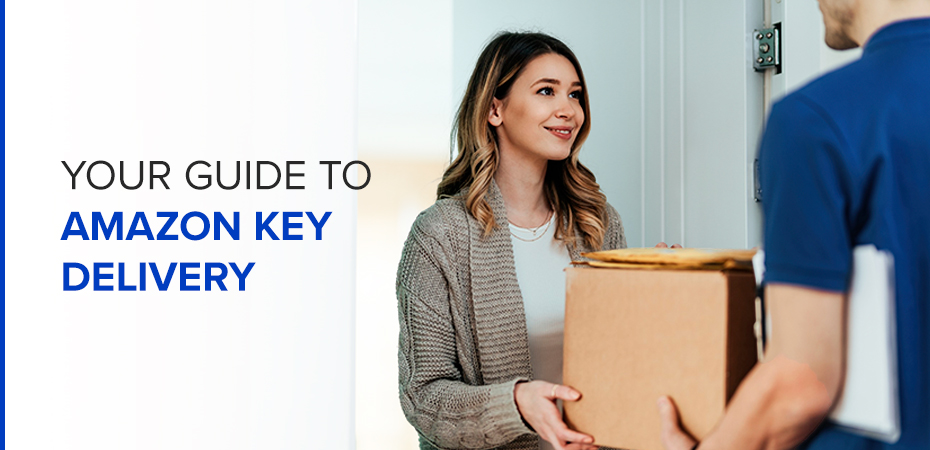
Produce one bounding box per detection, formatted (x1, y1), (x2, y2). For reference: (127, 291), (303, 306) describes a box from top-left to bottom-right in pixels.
(760, 95), (854, 292)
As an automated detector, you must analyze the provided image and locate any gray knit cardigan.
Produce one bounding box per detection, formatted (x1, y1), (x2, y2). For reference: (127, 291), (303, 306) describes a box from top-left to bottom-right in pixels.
(396, 180), (627, 450)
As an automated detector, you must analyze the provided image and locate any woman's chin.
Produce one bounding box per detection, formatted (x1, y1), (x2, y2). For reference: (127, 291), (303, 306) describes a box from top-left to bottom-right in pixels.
(547, 149), (573, 162)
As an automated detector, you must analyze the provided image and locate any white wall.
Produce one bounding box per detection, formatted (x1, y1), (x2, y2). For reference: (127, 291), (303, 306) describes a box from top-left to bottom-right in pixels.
(356, 1), (452, 449)
(358, 0), (453, 160)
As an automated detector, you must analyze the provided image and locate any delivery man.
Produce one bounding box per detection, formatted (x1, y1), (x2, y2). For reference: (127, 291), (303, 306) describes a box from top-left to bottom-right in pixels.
(656, 0), (930, 449)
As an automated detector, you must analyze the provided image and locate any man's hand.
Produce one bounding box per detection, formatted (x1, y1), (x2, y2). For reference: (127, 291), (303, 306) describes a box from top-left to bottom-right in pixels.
(656, 396), (697, 450)
(654, 283), (844, 450)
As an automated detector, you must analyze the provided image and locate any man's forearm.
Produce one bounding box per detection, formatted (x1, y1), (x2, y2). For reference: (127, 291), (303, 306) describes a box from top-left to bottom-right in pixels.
(698, 354), (834, 450)
(657, 284), (845, 450)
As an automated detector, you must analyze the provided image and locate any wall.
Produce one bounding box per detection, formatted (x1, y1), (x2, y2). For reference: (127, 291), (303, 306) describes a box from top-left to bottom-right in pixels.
(356, 1), (453, 449)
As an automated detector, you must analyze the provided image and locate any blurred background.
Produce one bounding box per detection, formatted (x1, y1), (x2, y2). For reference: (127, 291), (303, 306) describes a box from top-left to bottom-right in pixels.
(355, 1), (859, 448)
(356, 1), (450, 448)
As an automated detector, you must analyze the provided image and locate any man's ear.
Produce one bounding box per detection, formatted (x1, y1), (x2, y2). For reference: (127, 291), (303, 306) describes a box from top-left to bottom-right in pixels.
(488, 97), (504, 127)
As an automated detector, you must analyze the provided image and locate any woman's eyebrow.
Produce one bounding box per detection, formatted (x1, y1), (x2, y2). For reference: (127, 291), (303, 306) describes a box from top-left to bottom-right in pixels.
(531, 78), (583, 87)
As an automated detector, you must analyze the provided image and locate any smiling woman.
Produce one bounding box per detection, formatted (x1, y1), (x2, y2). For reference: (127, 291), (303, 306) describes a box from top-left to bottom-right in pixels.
(396, 32), (627, 450)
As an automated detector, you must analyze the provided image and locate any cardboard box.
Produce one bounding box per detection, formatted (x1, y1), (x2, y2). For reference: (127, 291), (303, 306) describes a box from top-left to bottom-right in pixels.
(563, 266), (757, 450)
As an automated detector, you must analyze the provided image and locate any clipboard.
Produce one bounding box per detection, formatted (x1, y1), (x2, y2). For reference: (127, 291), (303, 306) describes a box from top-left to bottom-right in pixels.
(829, 245), (900, 442)
(753, 245), (900, 443)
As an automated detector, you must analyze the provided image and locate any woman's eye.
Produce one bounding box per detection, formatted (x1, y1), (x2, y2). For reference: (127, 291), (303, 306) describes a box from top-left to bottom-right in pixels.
(537, 87), (554, 96)
(569, 90), (582, 99)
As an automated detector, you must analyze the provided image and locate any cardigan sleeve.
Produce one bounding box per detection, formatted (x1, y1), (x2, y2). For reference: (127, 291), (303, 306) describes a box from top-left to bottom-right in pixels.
(603, 203), (628, 250)
(396, 212), (533, 450)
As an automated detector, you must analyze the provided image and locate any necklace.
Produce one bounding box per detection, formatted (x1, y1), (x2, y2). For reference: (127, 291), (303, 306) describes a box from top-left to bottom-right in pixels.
(508, 210), (553, 242)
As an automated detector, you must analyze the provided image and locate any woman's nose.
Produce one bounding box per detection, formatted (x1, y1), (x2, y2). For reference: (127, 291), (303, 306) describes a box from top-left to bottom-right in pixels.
(555, 100), (575, 119)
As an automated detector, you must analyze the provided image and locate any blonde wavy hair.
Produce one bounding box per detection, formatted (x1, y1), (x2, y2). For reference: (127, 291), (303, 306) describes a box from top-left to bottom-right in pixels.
(437, 32), (608, 250)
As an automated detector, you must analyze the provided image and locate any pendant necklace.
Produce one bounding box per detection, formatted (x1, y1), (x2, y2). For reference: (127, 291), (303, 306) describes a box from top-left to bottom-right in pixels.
(509, 210), (553, 243)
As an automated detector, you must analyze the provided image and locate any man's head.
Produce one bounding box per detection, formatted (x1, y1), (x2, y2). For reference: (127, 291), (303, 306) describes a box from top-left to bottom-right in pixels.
(818, 0), (860, 50)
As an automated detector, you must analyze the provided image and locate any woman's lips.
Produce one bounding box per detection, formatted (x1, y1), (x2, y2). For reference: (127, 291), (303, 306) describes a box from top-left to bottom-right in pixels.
(545, 126), (573, 140)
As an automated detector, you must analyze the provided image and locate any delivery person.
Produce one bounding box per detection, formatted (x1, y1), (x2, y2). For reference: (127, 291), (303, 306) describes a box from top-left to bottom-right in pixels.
(655, 1), (930, 449)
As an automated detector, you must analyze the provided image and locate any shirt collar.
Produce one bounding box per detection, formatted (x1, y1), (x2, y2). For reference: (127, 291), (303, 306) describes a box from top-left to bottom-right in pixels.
(864, 17), (930, 55)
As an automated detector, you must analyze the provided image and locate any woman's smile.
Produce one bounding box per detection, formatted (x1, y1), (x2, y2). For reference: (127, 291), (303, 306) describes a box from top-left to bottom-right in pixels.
(544, 126), (574, 140)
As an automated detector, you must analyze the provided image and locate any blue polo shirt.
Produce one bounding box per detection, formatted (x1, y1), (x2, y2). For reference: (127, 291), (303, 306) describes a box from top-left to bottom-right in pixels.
(760, 18), (930, 449)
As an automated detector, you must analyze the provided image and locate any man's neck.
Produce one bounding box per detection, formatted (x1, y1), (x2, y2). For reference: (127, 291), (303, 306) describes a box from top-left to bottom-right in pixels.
(851, 1), (930, 46)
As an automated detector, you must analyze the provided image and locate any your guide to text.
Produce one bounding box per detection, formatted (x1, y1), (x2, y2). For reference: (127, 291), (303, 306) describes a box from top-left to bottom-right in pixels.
(59, 160), (361, 292)
(61, 159), (371, 190)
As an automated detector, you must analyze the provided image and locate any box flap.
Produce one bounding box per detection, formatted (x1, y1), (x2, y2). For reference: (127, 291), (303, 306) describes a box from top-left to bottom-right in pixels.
(579, 248), (756, 271)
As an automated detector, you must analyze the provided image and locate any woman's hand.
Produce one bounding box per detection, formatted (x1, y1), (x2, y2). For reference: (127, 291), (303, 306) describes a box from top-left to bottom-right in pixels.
(655, 242), (683, 248)
(514, 381), (598, 450)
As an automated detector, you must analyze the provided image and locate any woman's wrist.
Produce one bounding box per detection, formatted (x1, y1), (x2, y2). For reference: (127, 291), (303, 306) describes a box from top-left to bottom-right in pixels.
(513, 381), (536, 431)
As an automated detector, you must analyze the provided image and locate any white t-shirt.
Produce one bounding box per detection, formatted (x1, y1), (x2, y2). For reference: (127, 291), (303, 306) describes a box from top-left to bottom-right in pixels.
(509, 214), (572, 450)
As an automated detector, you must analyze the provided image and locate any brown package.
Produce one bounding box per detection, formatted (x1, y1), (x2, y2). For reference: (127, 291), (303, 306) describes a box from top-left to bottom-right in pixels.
(563, 266), (758, 450)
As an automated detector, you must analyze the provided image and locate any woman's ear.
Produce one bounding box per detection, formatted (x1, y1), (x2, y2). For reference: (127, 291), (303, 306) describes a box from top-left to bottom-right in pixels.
(488, 97), (503, 127)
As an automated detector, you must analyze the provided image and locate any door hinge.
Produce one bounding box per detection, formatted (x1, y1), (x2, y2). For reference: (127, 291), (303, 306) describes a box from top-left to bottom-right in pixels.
(753, 23), (781, 73)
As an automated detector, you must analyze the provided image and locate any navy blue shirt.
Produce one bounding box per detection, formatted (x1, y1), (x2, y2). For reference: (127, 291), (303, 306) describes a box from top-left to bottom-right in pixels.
(760, 18), (930, 449)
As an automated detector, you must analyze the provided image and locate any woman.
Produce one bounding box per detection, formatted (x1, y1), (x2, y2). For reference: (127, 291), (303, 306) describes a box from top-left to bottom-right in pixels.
(396, 32), (626, 450)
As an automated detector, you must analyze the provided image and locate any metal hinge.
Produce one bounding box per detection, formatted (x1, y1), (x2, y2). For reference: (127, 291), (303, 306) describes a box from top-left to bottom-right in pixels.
(753, 24), (781, 73)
